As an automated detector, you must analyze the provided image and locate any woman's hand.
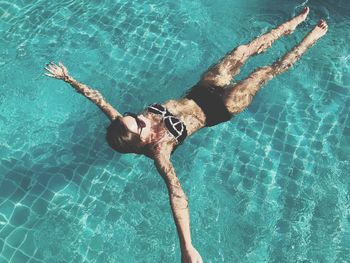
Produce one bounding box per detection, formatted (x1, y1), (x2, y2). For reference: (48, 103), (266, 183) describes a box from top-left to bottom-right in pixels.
(181, 245), (203, 263)
(44, 61), (70, 81)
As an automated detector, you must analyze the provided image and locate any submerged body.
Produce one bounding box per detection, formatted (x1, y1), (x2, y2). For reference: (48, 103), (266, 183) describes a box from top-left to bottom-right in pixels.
(133, 85), (233, 156)
(45, 8), (327, 263)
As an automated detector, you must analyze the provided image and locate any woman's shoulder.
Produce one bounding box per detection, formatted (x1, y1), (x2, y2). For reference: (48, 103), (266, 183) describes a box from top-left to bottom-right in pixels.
(147, 139), (176, 159)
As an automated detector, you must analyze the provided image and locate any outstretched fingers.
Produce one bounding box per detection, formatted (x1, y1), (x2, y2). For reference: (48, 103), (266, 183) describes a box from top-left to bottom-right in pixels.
(47, 61), (58, 71)
(58, 61), (69, 75)
(44, 72), (56, 78)
(44, 61), (69, 80)
(44, 63), (58, 78)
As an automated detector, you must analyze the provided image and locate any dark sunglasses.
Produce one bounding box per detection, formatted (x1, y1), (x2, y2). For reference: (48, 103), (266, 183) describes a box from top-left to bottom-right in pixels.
(123, 112), (146, 134)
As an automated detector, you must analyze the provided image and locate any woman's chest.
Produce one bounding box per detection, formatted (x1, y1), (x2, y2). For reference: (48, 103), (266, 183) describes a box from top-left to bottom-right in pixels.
(163, 98), (206, 136)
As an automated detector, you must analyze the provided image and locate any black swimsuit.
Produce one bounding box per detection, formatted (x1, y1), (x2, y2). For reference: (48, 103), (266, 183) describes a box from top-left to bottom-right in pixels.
(146, 84), (231, 147)
(147, 103), (188, 144)
(184, 84), (232, 126)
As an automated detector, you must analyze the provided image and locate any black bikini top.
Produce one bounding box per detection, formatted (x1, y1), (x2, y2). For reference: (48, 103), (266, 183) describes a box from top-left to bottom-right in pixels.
(146, 103), (187, 144)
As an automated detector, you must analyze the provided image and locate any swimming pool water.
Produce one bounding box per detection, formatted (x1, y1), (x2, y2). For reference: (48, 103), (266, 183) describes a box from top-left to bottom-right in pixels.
(0, 0), (349, 262)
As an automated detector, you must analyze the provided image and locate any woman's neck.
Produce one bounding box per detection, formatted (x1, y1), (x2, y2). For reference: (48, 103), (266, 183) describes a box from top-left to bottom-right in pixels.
(141, 113), (175, 157)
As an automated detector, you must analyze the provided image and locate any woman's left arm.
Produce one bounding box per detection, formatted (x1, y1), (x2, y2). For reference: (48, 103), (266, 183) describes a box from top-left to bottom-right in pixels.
(45, 61), (121, 121)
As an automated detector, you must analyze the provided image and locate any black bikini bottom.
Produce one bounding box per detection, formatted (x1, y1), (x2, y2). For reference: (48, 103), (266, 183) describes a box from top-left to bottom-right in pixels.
(184, 84), (232, 127)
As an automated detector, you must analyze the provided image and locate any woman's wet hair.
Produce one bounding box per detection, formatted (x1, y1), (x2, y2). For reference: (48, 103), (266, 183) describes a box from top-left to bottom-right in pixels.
(106, 117), (144, 154)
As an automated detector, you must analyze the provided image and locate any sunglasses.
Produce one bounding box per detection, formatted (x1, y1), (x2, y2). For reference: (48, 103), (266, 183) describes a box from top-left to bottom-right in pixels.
(123, 112), (146, 135)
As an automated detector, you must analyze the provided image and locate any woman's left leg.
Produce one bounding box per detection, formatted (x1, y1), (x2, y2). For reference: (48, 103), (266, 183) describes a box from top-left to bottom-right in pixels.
(199, 7), (310, 87)
(222, 20), (328, 114)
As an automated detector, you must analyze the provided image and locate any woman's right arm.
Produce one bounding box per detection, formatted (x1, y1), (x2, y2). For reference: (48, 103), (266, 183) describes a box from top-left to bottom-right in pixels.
(44, 61), (121, 121)
(154, 153), (203, 263)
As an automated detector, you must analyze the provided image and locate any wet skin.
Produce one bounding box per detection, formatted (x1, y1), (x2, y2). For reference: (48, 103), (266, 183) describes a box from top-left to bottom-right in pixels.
(44, 8), (328, 263)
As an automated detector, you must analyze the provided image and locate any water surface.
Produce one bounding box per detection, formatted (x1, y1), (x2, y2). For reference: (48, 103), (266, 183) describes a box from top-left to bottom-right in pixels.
(0, 0), (349, 262)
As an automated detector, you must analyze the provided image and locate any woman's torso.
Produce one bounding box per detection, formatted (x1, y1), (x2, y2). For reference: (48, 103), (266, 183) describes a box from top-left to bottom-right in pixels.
(140, 97), (207, 155)
(163, 97), (206, 136)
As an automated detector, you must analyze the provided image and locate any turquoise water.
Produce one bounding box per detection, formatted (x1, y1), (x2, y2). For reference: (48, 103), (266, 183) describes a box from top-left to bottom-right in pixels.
(0, 0), (349, 262)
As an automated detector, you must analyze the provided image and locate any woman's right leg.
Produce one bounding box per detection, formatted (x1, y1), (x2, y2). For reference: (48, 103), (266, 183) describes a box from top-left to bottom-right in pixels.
(200, 7), (310, 87)
(223, 20), (328, 114)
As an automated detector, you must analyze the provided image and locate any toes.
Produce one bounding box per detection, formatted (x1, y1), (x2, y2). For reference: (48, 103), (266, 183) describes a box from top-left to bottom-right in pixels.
(298, 6), (309, 18)
(315, 19), (328, 33)
(323, 20), (328, 30)
(317, 20), (324, 27)
(322, 20), (328, 29)
(302, 6), (310, 15)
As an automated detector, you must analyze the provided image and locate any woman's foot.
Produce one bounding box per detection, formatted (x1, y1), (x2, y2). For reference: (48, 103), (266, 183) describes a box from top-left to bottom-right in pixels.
(301, 19), (328, 48)
(272, 19), (328, 75)
(283, 6), (310, 34)
(246, 7), (310, 56)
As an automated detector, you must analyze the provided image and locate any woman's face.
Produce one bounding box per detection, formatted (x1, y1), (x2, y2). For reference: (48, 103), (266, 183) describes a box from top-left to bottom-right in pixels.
(119, 114), (151, 143)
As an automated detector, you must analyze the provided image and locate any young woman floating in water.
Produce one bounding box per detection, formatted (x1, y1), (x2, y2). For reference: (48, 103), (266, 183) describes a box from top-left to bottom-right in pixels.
(45, 7), (327, 263)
